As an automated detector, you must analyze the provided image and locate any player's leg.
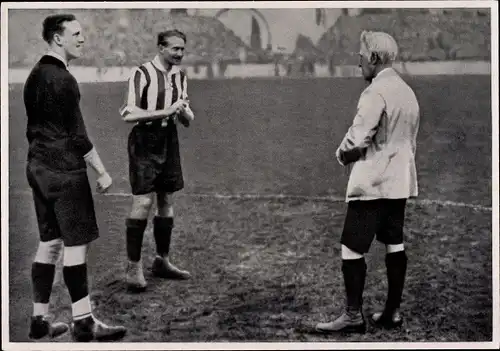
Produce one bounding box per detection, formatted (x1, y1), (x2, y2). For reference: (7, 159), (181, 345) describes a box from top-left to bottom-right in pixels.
(26, 163), (69, 339)
(372, 199), (408, 329)
(125, 125), (156, 291)
(125, 193), (154, 291)
(57, 172), (126, 342)
(151, 124), (190, 280)
(151, 192), (191, 280)
(32, 238), (63, 316)
(315, 200), (380, 334)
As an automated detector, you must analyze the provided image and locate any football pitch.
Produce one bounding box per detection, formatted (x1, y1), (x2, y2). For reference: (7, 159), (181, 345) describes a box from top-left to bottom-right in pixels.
(7, 76), (493, 342)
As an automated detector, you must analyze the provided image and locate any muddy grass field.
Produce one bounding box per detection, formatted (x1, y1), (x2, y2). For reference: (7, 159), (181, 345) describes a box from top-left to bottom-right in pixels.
(7, 76), (493, 343)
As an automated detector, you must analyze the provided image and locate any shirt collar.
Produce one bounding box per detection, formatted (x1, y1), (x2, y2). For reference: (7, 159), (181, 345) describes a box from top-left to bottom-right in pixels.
(372, 67), (397, 83)
(152, 55), (181, 74)
(46, 51), (68, 69)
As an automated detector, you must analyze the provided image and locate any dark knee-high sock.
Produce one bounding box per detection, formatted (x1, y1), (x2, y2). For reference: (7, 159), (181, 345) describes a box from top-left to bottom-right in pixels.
(31, 262), (56, 316)
(342, 258), (367, 312)
(153, 216), (173, 257)
(63, 264), (92, 320)
(385, 251), (408, 311)
(126, 218), (148, 262)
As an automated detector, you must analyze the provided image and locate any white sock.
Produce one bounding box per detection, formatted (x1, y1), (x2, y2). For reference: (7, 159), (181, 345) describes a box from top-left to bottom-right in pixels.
(33, 303), (49, 317)
(72, 296), (93, 321)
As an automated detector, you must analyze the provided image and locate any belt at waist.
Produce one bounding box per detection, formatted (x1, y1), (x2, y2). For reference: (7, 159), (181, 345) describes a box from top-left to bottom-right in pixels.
(137, 119), (173, 127)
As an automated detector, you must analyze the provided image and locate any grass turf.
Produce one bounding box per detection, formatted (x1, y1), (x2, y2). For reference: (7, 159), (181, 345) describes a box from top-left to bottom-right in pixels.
(7, 76), (493, 342)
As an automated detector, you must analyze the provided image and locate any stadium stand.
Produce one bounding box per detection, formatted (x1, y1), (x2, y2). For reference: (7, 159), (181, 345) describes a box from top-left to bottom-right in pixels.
(317, 9), (491, 64)
(8, 9), (256, 67)
(8, 8), (491, 68)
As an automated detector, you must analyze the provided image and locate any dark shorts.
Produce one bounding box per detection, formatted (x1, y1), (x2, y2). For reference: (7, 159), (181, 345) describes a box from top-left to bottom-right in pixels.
(26, 160), (99, 247)
(128, 121), (184, 196)
(341, 199), (407, 254)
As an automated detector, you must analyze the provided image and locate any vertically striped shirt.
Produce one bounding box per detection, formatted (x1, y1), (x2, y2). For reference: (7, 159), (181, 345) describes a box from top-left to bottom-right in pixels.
(119, 55), (188, 123)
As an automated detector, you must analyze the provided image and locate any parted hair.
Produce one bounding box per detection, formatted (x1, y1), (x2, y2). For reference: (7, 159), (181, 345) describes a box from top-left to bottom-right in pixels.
(157, 29), (187, 46)
(42, 14), (76, 43)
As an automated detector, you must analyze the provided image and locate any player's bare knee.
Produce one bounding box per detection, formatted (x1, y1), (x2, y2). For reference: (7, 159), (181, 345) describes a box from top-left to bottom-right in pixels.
(341, 244), (364, 260)
(157, 192), (174, 217)
(158, 205), (174, 218)
(386, 243), (405, 254)
(35, 238), (64, 264)
(63, 244), (88, 266)
(158, 201), (174, 217)
(130, 194), (155, 219)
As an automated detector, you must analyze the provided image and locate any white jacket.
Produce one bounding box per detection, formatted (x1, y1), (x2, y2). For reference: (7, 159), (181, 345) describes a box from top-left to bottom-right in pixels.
(336, 68), (420, 202)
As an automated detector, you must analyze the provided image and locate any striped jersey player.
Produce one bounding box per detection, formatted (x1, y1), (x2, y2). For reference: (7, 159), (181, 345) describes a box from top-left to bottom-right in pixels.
(119, 29), (195, 292)
(120, 53), (189, 126)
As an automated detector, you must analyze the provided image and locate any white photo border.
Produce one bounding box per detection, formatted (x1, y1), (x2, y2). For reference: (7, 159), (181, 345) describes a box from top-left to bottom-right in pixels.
(1, 1), (498, 350)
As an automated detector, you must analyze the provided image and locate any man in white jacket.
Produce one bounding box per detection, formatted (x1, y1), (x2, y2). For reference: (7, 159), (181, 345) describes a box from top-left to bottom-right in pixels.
(315, 30), (420, 334)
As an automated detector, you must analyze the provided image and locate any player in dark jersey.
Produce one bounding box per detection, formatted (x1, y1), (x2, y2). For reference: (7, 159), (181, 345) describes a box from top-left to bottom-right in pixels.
(119, 30), (195, 291)
(24, 14), (126, 341)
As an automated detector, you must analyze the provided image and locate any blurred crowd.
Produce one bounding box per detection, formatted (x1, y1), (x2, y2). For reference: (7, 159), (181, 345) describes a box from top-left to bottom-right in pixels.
(8, 8), (491, 71)
(316, 8), (491, 65)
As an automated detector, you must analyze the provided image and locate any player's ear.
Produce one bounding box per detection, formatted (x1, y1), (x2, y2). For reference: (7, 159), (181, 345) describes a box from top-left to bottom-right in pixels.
(53, 33), (63, 46)
(369, 52), (379, 65)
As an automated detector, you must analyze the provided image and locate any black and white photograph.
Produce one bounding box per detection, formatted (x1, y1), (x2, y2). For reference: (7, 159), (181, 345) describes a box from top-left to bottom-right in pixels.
(1, 1), (498, 349)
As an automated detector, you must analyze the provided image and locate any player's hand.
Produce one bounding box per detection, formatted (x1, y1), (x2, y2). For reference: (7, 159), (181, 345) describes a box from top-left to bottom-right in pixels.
(182, 101), (194, 120)
(170, 99), (188, 114)
(178, 100), (194, 127)
(96, 172), (112, 193)
(161, 100), (182, 120)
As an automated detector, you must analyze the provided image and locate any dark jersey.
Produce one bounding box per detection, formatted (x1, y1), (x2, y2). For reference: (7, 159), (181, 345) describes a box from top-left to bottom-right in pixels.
(24, 55), (93, 172)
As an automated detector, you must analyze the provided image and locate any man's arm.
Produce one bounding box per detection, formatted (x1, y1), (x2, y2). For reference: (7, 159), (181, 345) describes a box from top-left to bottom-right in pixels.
(84, 147), (112, 193)
(120, 103), (186, 123)
(63, 76), (112, 192)
(336, 89), (385, 166)
(84, 147), (106, 175)
(177, 73), (195, 126)
(59, 76), (95, 156)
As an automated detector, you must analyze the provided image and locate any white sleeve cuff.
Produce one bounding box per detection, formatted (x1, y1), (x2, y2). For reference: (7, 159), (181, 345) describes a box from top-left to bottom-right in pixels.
(84, 147), (106, 175)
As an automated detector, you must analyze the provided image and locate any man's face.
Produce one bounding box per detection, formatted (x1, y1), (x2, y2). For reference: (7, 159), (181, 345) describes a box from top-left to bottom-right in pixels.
(159, 36), (185, 66)
(358, 53), (375, 83)
(55, 20), (85, 60)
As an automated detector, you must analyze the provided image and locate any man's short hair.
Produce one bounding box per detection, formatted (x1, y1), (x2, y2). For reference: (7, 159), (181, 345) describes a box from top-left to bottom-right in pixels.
(157, 30), (187, 46)
(359, 30), (399, 64)
(42, 14), (76, 43)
